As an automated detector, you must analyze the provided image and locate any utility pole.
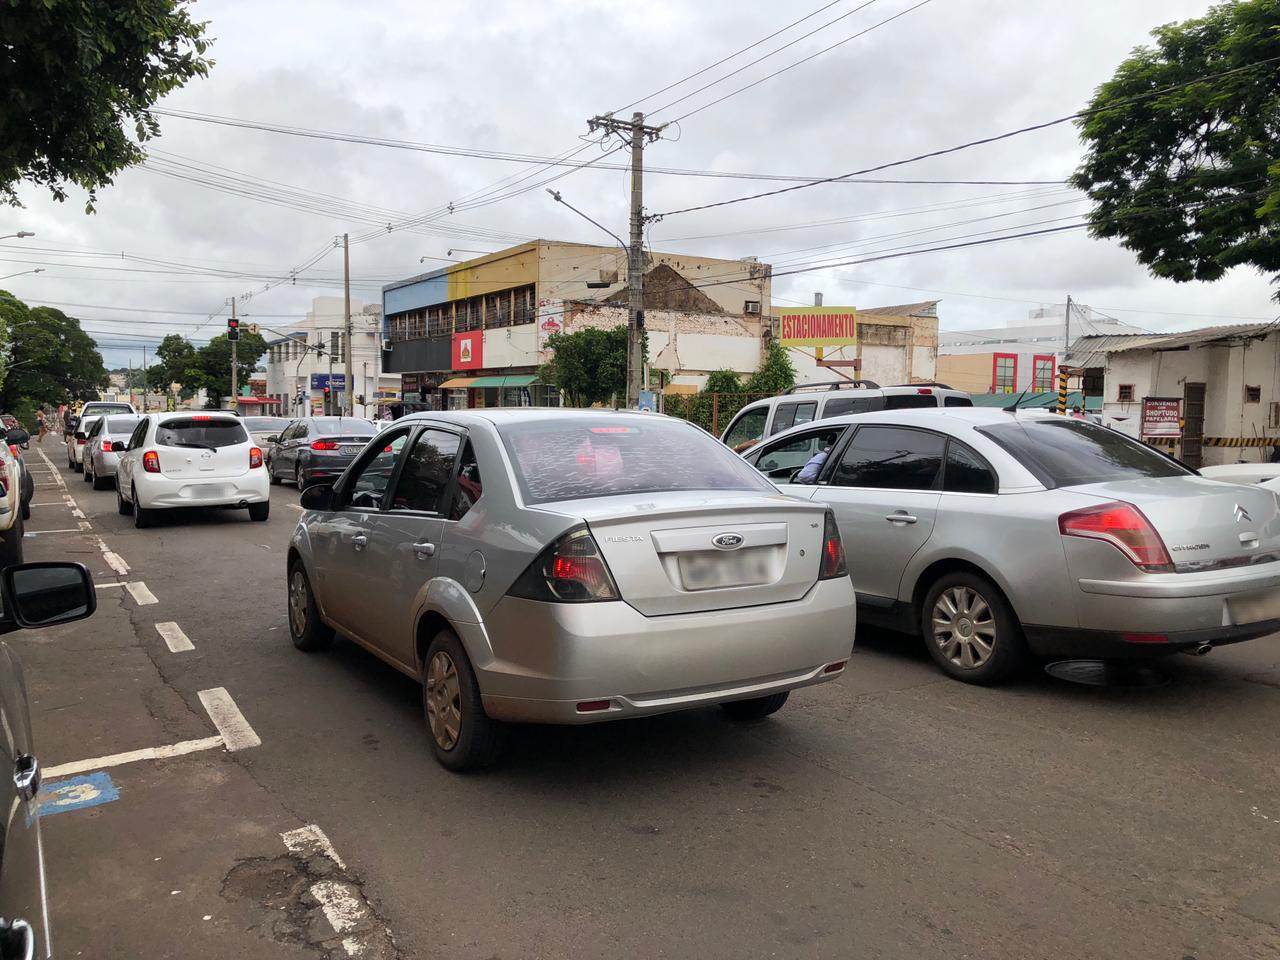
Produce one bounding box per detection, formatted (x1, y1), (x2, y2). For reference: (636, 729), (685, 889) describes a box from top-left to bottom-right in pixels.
(586, 111), (665, 407)
(230, 297), (238, 409)
(1063, 294), (1072, 355)
(342, 233), (353, 415)
(128, 358), (134, 409)
(142, 345), (148, 412)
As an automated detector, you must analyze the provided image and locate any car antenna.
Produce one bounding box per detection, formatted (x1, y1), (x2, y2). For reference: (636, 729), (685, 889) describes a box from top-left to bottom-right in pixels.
(1002, 388), (1030, 413)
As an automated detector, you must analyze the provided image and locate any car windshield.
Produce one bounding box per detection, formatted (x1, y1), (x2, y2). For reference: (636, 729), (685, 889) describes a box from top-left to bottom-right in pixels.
(244, 417), (291, 431)
(313, 418), (375, 436)
(107, 416), (143, 433)
(155, 417), (249, 449)
(84, 404), (133, 415)
(977, 417), (1192, 487)
(498, 416), (775, 504)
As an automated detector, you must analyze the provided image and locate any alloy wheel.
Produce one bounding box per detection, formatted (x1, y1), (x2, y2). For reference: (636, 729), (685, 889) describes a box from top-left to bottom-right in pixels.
(931, 585), (997, 669)
(425, 651), (462, 751)
(288, 570), (308, 636)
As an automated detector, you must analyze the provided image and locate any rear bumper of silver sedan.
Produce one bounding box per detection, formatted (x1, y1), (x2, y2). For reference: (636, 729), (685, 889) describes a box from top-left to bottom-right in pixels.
(473, 578), (856, 724)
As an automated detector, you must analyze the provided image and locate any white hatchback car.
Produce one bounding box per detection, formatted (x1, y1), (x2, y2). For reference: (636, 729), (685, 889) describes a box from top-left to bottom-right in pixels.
(114, 412), (270, 527)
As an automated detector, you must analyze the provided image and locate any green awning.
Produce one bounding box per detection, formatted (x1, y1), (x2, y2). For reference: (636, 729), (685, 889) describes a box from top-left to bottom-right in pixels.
(469, 374), (539, 388)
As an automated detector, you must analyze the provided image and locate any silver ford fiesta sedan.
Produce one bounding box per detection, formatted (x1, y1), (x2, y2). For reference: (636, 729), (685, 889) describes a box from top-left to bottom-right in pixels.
(288, 409), (855, 770)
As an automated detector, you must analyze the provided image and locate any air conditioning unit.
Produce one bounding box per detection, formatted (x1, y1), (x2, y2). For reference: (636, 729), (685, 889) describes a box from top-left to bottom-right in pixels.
(744, 301), (762, 315)
(381, 338), (392, 351)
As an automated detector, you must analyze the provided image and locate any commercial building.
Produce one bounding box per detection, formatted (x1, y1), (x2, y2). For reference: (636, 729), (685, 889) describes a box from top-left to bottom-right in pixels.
(785, 301), (940, 386)
(382, 241), (771, 407)
(263, 296), (399, 418)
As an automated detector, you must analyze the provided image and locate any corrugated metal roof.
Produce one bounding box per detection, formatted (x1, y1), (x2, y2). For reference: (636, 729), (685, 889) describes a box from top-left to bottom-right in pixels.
(1064, 333), (1166, 368)
(1107, 322), (1276, 353)
(858, 300), (939, 318)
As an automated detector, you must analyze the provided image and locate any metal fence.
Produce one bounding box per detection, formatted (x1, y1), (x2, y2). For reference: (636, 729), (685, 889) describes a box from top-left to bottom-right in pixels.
(662, 392), (770, 436)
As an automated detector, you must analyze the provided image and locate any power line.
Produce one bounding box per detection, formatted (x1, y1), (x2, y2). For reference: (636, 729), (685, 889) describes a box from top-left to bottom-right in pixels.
(651, 55), (1280, 218)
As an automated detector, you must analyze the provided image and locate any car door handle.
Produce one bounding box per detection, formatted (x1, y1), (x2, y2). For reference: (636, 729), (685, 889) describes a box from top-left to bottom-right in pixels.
(13, 753), (39, 802)
(885, 512), (918, 524)
(413, 541), (436, 559)
(352, 534), (368, 551)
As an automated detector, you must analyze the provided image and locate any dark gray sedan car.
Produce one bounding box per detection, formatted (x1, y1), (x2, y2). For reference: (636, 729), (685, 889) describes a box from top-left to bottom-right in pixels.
(267, 417), (376, 489)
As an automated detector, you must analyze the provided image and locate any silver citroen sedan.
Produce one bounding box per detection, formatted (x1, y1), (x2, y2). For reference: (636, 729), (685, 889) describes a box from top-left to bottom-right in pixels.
(288, 409), (855, 770)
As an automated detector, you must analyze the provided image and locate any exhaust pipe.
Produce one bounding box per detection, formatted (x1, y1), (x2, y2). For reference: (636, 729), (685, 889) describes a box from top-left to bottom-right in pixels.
(237, 499), (248, 507)
(1185, 642), (1213, 657)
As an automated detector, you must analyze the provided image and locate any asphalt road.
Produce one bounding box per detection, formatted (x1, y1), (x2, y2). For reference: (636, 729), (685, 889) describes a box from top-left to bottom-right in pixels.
(11, 440), (1280, 959)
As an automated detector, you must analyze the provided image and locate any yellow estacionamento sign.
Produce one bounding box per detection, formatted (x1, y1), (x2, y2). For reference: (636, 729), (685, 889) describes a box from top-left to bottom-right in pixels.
(777, 306), (858, 347)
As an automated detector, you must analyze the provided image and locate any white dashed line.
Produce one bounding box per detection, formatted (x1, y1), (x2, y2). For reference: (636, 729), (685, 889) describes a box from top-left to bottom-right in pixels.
(124, 581), (158, 605)
(155, 622), (195, 653)
(44, 735), (225, 780)
(34, 448), (66, 491)
(311, 881), (368, 935)
(282, 824), (347, 869)
(94, 582), (126, 590)
(280, 826), (385, 956)
(197, 688), (261, 751)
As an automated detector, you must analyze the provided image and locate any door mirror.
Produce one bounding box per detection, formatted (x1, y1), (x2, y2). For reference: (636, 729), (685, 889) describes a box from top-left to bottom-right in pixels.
(1, 562), (96, 632)
(299, 483), (334, 511)
(111, 441), (126, 453)
(265, 435), (279, 444)
(5, 427), (29, 446)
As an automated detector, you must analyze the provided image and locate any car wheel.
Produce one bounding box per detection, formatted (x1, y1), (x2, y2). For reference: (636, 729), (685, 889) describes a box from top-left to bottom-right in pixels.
(72, 457), (82, 474)
(921, 571), (1027, 684)
(248, 501), (269, 522)
(82, 461), (93, 483)
(269, 463), (282, 486)
(287, 563), (333, 652)
(0, 513), (24, 568)
(116, 484), (132, 516)
(720, 691), (790, 721)
(91, 468), (110, 491)
(20, 496), (30, 521)
(422, 629), (505, 772)
(132, 485), (155, 529)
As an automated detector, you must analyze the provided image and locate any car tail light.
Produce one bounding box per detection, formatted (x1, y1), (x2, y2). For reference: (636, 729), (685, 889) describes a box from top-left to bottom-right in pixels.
(143, 450), (161, 474)
(576, 699), (612, 713)
(916, 388), (933, 395)
(819, 511), (848, 579)
(508, 527), (620, 602)
(75, 434), (86, 444)
(1121, 633), (1169, 644)
(1058, 501), (1173, 571)
(191, 415), (211, 421)
(101, 440), (112, 452)
(311, 440), (340, 451)
(249, 446), (263, 469)
(8, 444), (18, 457)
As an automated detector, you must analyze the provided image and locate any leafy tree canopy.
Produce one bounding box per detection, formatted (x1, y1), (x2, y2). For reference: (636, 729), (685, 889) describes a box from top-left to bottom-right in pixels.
(0, 0), (213, 209)
(0, 296), (109, 424)
(145, 333), (200, 395)
(541, 326), (629, 407)
(745, 339), (797, 394)
(196, 332), (266, 407)
(1070, 0), (1280, 298)
(701, 369), (743, 394)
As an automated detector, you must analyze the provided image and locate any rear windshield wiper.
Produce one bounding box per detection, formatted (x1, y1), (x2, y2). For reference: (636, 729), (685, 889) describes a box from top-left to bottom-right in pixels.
(168, 440), (218, 450)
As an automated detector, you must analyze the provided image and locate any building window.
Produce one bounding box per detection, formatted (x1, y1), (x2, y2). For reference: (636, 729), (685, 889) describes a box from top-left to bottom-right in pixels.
(1245, 385), (1261, 403)
(992, 353), (1017, 394)
(456, 297), (481, 332)
(1117, 384), (1135, 402)
(1032, 354), (1055, 392)
(514, 285), (536, 325)
(485, 292), (512, 328)
(427, 305), (450, 338)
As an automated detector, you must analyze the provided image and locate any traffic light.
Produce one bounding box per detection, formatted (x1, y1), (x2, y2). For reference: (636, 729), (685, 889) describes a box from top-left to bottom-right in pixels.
(323, 386), (331, 399)
(227, 317), (240, 342)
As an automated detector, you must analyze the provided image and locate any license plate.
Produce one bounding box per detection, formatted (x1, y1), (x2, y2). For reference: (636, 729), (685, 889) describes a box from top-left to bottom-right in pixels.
(678, 549), (773, 591)
(1228, 587), (1280, 624)
(340, 445), (362, 454)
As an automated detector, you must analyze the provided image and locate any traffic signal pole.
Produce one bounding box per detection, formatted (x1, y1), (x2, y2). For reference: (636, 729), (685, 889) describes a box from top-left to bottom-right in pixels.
(230, 298), (238, 408)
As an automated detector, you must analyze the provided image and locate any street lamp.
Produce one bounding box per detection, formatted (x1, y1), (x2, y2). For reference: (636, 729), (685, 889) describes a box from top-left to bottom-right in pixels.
(445, 248), (492, 258)
(0, 268), (44, 281)
(0, 231), (34, 241)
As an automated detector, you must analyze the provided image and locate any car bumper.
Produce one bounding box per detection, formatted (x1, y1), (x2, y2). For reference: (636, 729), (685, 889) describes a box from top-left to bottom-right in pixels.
(92, 452), (121, 476)
(300, 456), (359, 485)
(473, 577), (857, 724)
(135, 470), (270, 509)
(1024, 620), (1280, 659)
(72, 445), (87, 464)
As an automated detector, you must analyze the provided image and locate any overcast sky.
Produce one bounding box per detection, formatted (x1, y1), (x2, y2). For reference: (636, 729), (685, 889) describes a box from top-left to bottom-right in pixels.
(2, 0), (1276, 369)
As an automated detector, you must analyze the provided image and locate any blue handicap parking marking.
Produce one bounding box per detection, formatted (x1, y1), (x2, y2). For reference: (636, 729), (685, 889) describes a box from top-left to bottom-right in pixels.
(39, 772), (119, 818)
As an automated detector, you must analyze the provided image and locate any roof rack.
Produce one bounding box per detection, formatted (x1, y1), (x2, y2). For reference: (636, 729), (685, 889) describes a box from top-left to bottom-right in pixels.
(783, 379), (880, 394)
(886, 381), (957, 390)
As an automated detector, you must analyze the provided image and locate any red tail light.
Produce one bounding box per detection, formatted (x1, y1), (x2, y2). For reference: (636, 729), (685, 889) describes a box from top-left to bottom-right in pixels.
(916, 388), (933, 395)
(819, 511), (848, 579)
(509, 527), (620, 602)
(249, 446), (263, 469)
(143, 450), (161, 474)
(311, 440), (340, 451)
(8, 444), (17, 457)
(1058, 501), (1172, 571)
(101, 440), (112, 452)
(75, 435), (86, 444)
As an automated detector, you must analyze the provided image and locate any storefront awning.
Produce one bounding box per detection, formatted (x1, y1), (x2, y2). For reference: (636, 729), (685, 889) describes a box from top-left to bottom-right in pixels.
(468, 374), (540, 388)
(438, 377), (477, 389)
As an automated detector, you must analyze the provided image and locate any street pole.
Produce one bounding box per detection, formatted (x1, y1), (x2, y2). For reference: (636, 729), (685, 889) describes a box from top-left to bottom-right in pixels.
(230, 298), (238, 410)
(586, 111), (665, 407)
(142, 345), (148, 412)
(1063, 294), (1072, 358)
(128, 358), (134, 409)
(343, 233), (353, 415)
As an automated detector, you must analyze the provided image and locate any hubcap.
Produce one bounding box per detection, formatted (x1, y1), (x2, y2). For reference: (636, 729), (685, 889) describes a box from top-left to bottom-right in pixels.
(288, 571), (308, 636)
(932, 586), (996, 669)
(425, 651), (462, 751)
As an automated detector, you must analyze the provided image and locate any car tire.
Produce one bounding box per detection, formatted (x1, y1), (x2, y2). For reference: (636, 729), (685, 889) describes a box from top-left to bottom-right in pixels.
(0, 513), (24, 568)
(422, 629), (505, 772)
(132, 485), (155, 529)
(72, 458), (82, 474)
(287, 562), (333, 652)
(116, 484), (132, 516)
(920, 571), (1027, 684)
(82, 461), (93, 483)
(91, 469), (110, 491)
(720, 691), (790, 721)
(20, 496), (30, 521)
(269, 465), (282, 486)
(248, 501), (269, 522)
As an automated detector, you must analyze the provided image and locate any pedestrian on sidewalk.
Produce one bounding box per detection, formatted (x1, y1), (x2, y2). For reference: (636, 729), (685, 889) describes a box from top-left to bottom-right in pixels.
(35, 407), (46, 442)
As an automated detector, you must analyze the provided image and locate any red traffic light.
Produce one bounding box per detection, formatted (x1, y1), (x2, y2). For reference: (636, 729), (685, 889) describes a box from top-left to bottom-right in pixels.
(227, 318), (239, 329)
(323, 386), (331, 396)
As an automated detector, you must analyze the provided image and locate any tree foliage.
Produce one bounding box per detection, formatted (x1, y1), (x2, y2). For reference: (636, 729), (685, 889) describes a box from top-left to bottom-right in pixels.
(0, 0), (214, 209)
(541, 326), (629, 407)
(0, 294), (108, 425)
(746, 339), (797, 394)
(1070, 0), (1280, 298)
(145, 333), (200, 395)
(701, 369), (743, 394)
(195, 332), (266, 407)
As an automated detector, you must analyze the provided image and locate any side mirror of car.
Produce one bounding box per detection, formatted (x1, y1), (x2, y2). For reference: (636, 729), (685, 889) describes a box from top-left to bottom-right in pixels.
(0, 562), (96, 634)
(299, 483), (334, 511)
(111, 441), (126, 453)
(265, 435), (279, 444)
(5, 427), (29, 446)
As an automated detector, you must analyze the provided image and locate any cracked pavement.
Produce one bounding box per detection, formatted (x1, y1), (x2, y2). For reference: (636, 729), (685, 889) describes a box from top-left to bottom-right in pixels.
(11, 452), (1280, 959)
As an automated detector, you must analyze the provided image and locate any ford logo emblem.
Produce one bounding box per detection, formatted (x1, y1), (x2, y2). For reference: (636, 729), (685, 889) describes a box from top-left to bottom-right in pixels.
(712, 533), (744, 549)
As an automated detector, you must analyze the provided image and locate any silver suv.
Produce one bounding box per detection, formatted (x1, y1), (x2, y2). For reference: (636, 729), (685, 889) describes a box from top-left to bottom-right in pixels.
(720, 380), (972, 452)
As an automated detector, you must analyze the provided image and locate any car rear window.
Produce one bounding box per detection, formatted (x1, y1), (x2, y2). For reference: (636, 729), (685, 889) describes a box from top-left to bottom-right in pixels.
(313, 418), (376, 436)
(498, 417), (776, 504)
(944, 395), (973, 407)
(977, 418), (1192, 488)
(155, 417), (249, 449)
(244, 417), (291, 431)
(883, 394), (937, 410)
(107, 416), (142, 433)
(85, 404), (134, 416)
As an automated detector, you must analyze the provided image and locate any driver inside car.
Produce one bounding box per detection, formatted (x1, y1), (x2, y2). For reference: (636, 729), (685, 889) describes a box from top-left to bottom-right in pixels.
(794, 438), (834, 484)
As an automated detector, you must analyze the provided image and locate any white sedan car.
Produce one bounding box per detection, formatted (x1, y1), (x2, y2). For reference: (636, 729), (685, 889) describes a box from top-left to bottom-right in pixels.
(114, 412), (270, 527)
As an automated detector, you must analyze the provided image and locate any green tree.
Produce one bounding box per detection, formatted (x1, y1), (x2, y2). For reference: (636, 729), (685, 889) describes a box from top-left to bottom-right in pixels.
(541, 326), (629, 407)
(702, 369), (742, 394)
(746, 339), (797, 394)
(109, 366), (147, 390)
(0, 0), (214, 209)
(0, 297), (109, 425)
(145, 333), (200, 395)
(1070, 0), (1280, 298)
(195, 331), (266, 407)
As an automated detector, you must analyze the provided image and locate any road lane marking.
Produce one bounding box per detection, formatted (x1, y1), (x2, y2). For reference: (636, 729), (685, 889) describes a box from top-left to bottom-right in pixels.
(39, 772), (120, 817)
(29, 501), (66, 507)
(34, 447), (66, 491)
(94, 582), (125, 590)
(282, 824), (347, 869)
(45, 735), (225, 779)
(124, 581), (157, 605)
(197, 688), (261, 751)
(287, 503), (304, 512)
(23, 528), (83, 535)
(311, 881), (368, 935)
(93, 536), (130, 575)
(156, 622), (195, 653)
